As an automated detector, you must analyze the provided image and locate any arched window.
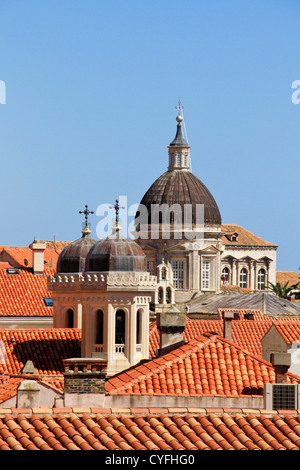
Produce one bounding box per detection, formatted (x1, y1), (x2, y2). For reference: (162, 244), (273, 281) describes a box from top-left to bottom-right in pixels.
(184, 152), (188, 167)
(239, 268), (248, 288)
(136, 309), (143, 344)
(161, 267), (167, 280)
(158, 287), (164, 304)
(176, 152), (181, 166)
(166, 287), (172, 304)
(115, 309), (126, 344)
(257, 269), (266, 290)
(221, 267), (230, 284)
(67, 309), (74, 328)
(95, 309), (104, 344)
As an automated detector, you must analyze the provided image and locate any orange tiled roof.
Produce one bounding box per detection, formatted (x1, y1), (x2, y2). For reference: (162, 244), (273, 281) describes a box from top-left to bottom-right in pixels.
(0, 245), (62, 269)
(0, 376), (64, 403)
(0, 377), (23, 403)
(0, 266), (56, 317)
(0, 329), (81, 376)
(217, 308), (266, 320)
(0, 409), (300, 450)
(1, 319), (300, 403)
(106, 334), (300, 397)
(0, 243), (67, 318)
(276, 271), (300, 286)
(149, 316), (300, 359)
(221, 224), (277, 247)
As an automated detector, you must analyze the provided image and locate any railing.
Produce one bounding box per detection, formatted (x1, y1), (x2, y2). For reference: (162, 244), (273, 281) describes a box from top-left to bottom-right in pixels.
(115, 344), (125, 354)
(95, 344), (142, 354)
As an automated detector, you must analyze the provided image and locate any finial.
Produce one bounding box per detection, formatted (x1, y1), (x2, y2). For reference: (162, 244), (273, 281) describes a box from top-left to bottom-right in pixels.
(170, 99), (189, 146)
(79, 204), (94, 236)
(110, 199), (125, 236)
(175, 99), (184, 122)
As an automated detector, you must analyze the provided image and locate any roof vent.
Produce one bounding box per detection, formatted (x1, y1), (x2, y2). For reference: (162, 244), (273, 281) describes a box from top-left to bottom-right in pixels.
(245, 311), (254, 320)
(21, 360), (36, 375)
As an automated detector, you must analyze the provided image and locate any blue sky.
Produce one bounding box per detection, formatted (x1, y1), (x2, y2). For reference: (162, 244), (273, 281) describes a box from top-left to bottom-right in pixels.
(0, 0), (299, 272)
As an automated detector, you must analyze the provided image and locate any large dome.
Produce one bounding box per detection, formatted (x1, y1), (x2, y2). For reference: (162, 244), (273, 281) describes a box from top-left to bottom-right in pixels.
(85, 232), (147, 272)
(135, 169), (221, 227)
(135, 112), (221, 230)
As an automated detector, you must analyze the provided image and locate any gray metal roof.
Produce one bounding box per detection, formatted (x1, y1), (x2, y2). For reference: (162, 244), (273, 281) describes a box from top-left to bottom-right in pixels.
(169, 122), (189, 147)
(187, 291), (300, 317)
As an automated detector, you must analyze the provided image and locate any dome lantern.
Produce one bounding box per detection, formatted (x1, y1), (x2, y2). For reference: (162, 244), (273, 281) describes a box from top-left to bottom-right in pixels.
(168, 100), (190, 171)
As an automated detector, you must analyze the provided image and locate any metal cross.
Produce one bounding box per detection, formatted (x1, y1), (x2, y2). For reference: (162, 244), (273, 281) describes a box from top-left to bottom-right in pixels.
(175, 99), (184, 117)
(110, 199), (125, 226)
(79, 204), (94, 227)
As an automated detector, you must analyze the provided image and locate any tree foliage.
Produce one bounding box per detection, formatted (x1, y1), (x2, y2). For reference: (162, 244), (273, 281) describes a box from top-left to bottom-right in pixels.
(268, 280), (300, 299)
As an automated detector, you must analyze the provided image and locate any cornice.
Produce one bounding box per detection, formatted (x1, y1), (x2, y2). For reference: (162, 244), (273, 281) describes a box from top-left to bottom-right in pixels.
(48, 272), (157, 291)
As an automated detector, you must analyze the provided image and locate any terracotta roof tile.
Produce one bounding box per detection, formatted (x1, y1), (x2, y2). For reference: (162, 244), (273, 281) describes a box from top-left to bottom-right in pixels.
(276, 271), (300, 286)
(0, 266), (56, 317)
(150, 316), (300, 359)
(1, 410), (300, 450)
(0, 328), (80, 378)
(221, 224), (277, 247)
(107, 334), (300, 397)
(1, 317), (300, 403)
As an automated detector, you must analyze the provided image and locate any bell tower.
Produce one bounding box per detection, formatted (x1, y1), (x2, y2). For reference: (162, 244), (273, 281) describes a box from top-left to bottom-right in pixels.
(48, 201), (157, 376)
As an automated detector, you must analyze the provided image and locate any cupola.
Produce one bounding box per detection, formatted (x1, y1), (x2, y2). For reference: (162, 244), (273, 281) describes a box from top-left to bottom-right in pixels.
(57, 205), (96, 273)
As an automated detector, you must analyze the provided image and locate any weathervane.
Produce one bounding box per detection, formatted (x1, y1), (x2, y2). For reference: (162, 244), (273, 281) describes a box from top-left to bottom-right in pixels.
(79, 204), (94, 235)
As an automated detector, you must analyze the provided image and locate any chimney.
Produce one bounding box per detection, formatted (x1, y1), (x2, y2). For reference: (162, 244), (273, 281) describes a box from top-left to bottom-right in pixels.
(17, 380), (41, 408)
(271, 352), (291, 384)
(31, 240), (46, 274)
(223, 311), (234, 341)
(157, 307), (186, 356)
(63, 358), (107, 407)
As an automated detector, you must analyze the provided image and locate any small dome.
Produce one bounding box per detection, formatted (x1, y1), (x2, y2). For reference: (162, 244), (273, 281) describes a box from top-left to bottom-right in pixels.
(57, 229), (96, 273)
(85, 232), (147, 272)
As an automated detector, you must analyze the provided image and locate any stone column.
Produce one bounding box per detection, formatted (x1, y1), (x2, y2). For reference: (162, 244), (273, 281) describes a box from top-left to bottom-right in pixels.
(76, 296), (82, 329)
(128, 303), (136, 365)
(106, 302), (115, 363)
(250, 261), (255, 290)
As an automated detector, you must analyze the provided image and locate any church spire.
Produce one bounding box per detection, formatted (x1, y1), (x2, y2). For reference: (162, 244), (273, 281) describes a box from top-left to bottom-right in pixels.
(168, 101), (190, 171)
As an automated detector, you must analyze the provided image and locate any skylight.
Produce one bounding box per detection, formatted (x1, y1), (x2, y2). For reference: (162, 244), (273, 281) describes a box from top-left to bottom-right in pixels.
(6, 268), (19, 275)
(43, 297), (54, 307)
